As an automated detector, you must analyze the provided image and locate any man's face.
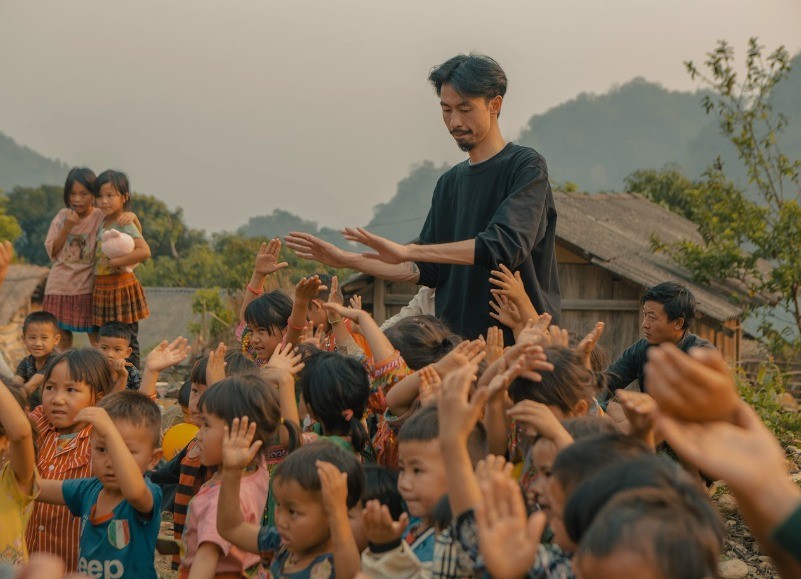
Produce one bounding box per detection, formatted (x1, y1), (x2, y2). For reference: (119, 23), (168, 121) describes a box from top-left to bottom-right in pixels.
(641, 301), (684, 345)
(439, 83), (499, 152)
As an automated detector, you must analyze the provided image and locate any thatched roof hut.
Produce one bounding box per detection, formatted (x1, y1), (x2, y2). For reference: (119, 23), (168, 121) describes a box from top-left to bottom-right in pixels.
(0, 264), (49, 371)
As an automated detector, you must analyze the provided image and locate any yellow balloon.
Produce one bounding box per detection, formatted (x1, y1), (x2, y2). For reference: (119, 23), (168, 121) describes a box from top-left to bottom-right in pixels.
(162, 423), (199, 460)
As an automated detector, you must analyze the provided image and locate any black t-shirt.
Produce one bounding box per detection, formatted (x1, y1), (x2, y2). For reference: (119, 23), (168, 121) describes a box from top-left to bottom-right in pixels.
(415, 142), (561, 340)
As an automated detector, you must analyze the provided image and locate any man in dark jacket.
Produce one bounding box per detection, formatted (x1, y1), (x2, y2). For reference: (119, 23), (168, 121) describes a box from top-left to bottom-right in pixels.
(604, 282), (714, 393)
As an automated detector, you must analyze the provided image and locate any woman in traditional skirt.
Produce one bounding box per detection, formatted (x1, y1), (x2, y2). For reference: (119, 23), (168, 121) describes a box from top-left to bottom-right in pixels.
(92, 170), (152, 366)
(43, 168), (140, 347)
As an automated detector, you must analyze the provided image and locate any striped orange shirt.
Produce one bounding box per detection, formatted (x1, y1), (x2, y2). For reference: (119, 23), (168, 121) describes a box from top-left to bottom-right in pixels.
(25, 406), (92, 572)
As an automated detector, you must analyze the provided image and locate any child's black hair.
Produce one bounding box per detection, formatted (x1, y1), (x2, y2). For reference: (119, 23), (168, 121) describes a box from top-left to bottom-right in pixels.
(551, 433), (650, 496)
(97, 321), (132, 345)
(42, 348), (113, 398)
(561, 416), (619, 440)
(273, 440), (365, 509)
(397, 406), (486, 464)
(576, 487), (721, 579)
(509, 347), (597, 415)
(22, 311), (59, 335)
(189, 350), (258, 386)
(244, 291), (293, 335)
(384, 315), (462, 371)
(94, 170), (132, 210)
(98, 391), (163, 449)
(432, 494), (452, 533)
(309, 273), (332, 303)
(199, 373), (299, 456)
(63, 167), (97, 206)
(178, 380), (191, 408)
(362, 465), (404, 520)
(298, 350), (370, 454)
(564, 455), (723, 545)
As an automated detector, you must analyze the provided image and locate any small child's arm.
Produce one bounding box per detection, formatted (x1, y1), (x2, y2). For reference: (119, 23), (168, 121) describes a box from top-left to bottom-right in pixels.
(264, 345), (303, 428)
(318, 461), (361, 579)
(285, 276), (327, 347)
(74, 407), (155, 514)
(239, 239), (289, 321)
(187, 543), (222, 579)
(324, 302), (394, 362)
(22, 373), (44, 397)
(217, 418), (263, 554)
(37, 480), (66, 505)
(140, 337), (190, 397)
(0, 379), (35, 494)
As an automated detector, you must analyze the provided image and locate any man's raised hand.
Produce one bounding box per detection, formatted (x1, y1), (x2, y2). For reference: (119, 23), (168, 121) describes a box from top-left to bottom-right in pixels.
(284, 232), (350, 269)
(342, 227), (411, 265)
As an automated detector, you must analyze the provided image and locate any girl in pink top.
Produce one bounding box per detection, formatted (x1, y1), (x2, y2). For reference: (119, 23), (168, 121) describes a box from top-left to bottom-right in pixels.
(43, 168), (138, 345)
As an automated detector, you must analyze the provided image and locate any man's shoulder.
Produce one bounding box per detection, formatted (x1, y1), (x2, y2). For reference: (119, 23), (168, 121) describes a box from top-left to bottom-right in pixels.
(682, 333), (716, 351)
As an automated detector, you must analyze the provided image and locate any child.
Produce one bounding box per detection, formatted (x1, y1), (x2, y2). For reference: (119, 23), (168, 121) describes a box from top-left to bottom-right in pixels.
(96, 322), (141, 392)
(25, 348), (113, 572)
(179, 375), (299, 578)
(37, 391), (164, 578)
(243, 291), (294, 366)
(43, 167), (140, 343)
(15, 312), (61, 405)
(218, 439), (364, 579)
(297, 350), (372, 460)
(0, 378), (37, 567)
(92, 170), (151, 367)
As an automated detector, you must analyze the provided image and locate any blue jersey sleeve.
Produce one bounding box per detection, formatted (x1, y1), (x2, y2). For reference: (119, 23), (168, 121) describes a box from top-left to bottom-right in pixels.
(62, 477), (100, 517)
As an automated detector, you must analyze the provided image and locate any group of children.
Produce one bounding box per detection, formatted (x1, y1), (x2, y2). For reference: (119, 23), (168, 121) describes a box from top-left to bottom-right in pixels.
(0, 167), (799, 579)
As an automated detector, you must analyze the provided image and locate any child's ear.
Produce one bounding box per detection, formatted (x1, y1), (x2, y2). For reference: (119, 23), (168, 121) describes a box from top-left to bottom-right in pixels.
(310, 299), (323, 311)
(53, 332), (62, 345)
(572, 399), (590, 417)
(125, 346), (133, 358)
(149, 448), (164, 470)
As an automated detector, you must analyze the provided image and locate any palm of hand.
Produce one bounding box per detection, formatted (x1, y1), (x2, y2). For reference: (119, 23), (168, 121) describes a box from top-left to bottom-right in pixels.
(480, 521), (537, 579)
(255, 254), (281, 275)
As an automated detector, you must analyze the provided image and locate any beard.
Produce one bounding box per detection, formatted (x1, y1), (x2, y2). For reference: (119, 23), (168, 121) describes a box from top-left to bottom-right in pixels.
(452, 131), (476, 152)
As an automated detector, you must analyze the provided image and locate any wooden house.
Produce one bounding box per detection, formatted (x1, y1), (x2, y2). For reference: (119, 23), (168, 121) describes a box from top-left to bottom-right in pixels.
(0, 264), (49, 372)
(342, 191), (745, 363)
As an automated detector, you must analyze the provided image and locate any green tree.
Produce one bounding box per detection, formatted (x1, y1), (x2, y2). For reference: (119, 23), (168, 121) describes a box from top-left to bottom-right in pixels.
(131, 193), (206, 259)
(4, 185), (63, 264)
(654, 39), (801, 354)
(0, 192), (22, 242)
(624, 165), (696, 220)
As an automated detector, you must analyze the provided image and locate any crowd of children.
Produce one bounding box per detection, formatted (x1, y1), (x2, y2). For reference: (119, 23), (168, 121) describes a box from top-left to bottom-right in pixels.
(0, 167), (799, 579)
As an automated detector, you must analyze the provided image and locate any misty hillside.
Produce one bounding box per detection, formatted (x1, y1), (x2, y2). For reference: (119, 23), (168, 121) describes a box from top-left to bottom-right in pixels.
(0, 133), (68, 192)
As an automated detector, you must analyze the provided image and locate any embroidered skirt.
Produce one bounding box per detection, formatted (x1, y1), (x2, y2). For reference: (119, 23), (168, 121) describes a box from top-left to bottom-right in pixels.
(92, 272), (150, 326)
(43, 293), (95, 332)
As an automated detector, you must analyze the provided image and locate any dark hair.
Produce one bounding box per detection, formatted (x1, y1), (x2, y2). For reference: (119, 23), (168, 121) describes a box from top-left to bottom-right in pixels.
(273, 440), (365, 509)
(42, 348), (114, 398)
(576, 487), (722, 579)
(641, 282), (696, 330)
(63, 167), (97, 207)
(244, 291), (294, 336)
(551, 433), (650, 496)
(94, 170), (131, 210)
(363, 465), (404, 519)
(0, 382), (28, 438)
(384, 315), (461, 371)
(23, 311), (59, 335)
(199, 373), (299, 457)
(189, 350), (258, 386)
(564, 455), (723, 545)
(178, 380), (191, 408)
(561, 416), (619, 440)
(98, 391), (162, 448)
(432, 494), (452, 533)
(97, 322), (132, 345)
(509, 347), (597, 415)
(428, 53), (507, 101)
(298, 350), (370, 454)
(396, 405), (485, 462)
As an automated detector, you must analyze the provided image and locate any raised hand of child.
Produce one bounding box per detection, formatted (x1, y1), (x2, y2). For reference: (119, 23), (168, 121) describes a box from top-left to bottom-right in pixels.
(294, 275), (328, 303)
(145, 336), (191, 373)
(206, 342), (228, 386)
(419, 365), (442, 407)
(543, 324), (569, 348)
(433, 339), (486, 378)
(349, 295), (362, 310)
(267, 342), (305, 375)
(486, 354), (526, 401)
(74, 406), (117, 437)
(300, 321), (326, 349)
(328, 275), (344, 306)
(254, 238), (289, 276)
(475, 455), (514, 486)
(516, 314), (552, 347)
(645, 342), (739, 423)
(507, 400), (573, 449)
(317, 461), (349, 519)
(489, 293), (523, 331)
(617, 390), (658, 446)
(489, 264), (528, 305)
(439, 363), (488, 444)
(577, 321), (605, 370)
(362, 499), (409, 546)
(222, 417), (262, 472)
(518, 346), (555, 383)
(323, 302), (361, 323)
(476, 473), (547, 579)
(485, 326), (504, 366)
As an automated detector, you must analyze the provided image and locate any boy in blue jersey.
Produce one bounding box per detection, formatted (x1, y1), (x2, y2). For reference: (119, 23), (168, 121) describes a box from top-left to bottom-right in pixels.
(38, 391), (163, 578)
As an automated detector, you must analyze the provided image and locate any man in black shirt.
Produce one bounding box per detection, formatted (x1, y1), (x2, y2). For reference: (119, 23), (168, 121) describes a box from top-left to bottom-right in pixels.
(603, 282), (714, 393)
(288, 54), (560, 340)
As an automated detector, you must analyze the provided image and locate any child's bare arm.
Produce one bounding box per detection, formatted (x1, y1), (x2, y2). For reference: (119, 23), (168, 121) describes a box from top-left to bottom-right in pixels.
(75, 407), (155, 514)
(187, 543), (221, 579)
(37, 480), (66, 505)
(108, 237), (151, 268)
(239, 239), (289, 320)
(22, 373), (44, 397)
(285, 276), (327, 347)
(319, 461), (361, 579)
(324, 303), (394, 362)
(0, 379), (35, 494)
(140, 337), (190, 397)
(217, 418), (263, 553)
(264, 345), (304, 427)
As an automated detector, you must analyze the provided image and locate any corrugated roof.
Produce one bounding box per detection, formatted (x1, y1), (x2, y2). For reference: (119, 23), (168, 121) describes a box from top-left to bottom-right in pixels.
(553, 191), (744, 321)
(0, 264), (49, 325)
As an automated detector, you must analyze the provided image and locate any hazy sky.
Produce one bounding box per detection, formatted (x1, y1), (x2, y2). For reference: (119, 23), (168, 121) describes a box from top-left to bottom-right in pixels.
(1, 0), (799, 233)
